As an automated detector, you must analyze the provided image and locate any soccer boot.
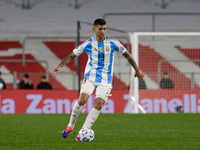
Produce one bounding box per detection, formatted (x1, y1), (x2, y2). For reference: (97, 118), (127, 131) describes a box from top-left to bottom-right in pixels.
(75, 135), (81, 142)
(61, 126), (73, 138)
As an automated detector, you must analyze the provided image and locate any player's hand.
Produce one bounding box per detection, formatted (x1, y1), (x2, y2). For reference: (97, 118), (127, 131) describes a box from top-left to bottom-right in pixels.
(134, 70), (144, 80)
(53, 66), (61, 78)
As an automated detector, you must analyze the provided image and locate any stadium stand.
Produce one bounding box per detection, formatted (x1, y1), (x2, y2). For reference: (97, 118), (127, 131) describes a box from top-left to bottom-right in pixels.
(0, 41), (65, 89)
(0, 0), (200, 89)
(176, 46), (200, 68)
(139, 44), (199, 89)
(0, 0), (200, 38)
(0, 41), (22, 50)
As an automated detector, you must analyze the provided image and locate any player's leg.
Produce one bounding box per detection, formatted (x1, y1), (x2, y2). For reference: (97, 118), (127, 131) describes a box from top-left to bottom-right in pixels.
(76, 85), (111, 141)
(75, 97), (105, 142)
(61, 79), (95, 138)
(61, 93), (89, 138)
(82, 97), (105, 128)
(67, 93), (89, 128)
(82, 85), (112, 128)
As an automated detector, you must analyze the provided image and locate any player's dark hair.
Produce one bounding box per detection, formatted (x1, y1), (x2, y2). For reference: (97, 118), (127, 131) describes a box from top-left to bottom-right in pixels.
(94, 19), (106, 26)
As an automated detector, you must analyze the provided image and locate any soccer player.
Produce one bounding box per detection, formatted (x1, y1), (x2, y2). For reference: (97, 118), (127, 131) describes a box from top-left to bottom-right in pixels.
(53, 18), (144, 141)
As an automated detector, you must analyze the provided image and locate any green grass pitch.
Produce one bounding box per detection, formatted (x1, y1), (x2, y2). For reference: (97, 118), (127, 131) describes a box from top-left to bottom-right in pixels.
(0, 113), (200, 150)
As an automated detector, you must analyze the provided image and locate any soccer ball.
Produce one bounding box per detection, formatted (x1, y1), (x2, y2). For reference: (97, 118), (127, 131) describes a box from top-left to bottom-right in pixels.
(77, 127), (95, 142)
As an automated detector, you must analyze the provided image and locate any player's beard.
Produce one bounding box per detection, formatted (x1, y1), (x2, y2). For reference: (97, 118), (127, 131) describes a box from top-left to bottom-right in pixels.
(99, 34), (105, 40)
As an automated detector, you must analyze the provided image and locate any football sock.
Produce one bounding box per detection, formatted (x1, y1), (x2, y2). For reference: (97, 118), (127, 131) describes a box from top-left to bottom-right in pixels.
(68, 101), (83, 128)
(82, 108), (100, 128)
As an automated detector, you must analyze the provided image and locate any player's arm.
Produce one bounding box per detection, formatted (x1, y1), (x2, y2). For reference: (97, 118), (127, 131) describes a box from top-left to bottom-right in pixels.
(53, 52), (76, 78)
(123, 51), (144, 80)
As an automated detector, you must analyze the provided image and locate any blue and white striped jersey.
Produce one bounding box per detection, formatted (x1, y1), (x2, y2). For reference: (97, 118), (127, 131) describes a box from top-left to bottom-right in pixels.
(73, 35), (127, 88)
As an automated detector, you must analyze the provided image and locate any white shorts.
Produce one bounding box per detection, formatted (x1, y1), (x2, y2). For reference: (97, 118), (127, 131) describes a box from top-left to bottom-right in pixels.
(80, 79), (112, 101)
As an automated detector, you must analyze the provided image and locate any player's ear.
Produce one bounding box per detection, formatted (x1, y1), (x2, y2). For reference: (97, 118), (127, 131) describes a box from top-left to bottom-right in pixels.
(92, 26), (96, 32)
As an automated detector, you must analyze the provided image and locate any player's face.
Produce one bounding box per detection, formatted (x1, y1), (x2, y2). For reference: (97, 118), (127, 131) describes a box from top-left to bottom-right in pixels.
(93, 24), (106, 42)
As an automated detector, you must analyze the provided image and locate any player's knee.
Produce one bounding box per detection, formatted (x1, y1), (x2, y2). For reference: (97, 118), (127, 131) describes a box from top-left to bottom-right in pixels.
(78, 100), (85, 106)
(78, 93), (90, 106)
(94, 104), (103, 110)
(78, 97), (88, 106)
(94, 98), (105, 110)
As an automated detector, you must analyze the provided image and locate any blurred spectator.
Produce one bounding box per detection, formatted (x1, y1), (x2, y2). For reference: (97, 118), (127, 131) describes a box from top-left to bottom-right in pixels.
(159, 72), (174, 89)
(139, 79), (147, 89)
(19, 73), (34, 89)
(37, 76), (52, 89)
(0, 71), (6, 90)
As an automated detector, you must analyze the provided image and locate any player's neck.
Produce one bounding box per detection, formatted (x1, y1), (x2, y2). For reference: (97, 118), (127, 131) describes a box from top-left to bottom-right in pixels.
(97, 38), (105, 42)
(96, 36), (105, 42)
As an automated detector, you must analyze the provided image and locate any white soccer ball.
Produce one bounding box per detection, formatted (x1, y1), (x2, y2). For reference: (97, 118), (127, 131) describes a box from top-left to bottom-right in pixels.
(77, 127), (95, 142)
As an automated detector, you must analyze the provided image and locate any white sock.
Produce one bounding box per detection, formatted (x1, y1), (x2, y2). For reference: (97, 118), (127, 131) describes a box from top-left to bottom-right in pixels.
(68, 101), (83, 129)
(82, 108), (100, 128)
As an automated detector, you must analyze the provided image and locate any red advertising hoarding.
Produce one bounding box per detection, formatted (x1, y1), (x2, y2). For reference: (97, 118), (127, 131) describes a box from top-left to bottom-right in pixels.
(0, 90), (199, 114)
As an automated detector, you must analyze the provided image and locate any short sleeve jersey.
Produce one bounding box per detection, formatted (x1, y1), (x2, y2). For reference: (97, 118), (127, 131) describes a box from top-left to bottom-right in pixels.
(73, 35), (127, 88)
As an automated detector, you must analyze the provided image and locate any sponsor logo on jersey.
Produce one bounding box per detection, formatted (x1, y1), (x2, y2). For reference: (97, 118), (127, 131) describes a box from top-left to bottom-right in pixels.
(93, 48), (97, 51)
